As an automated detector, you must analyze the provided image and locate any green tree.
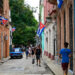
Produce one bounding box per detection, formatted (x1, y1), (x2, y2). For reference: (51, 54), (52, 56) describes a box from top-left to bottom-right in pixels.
(10, 0), (38, 46)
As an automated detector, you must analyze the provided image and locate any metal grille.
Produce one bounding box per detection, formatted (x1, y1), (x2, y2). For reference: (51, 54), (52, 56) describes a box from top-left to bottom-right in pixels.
(69, 5), (73, 71)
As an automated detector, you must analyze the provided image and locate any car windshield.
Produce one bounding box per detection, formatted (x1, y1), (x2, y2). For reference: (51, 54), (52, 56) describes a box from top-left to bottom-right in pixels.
(14, 48), (20, 52)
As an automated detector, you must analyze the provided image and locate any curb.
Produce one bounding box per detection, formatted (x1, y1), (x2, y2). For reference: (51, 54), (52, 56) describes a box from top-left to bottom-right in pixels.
(42, 58), (55, 75)
(0, 56), (10, 65)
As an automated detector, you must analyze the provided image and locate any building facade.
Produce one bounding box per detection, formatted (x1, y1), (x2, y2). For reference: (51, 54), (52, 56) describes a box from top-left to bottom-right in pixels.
(40, 0), (45, 54)
(0, 0), (10, 60)
(43, 0), (74, 74)
(44, 0), (57, 60)
(57, 0), (74, 73)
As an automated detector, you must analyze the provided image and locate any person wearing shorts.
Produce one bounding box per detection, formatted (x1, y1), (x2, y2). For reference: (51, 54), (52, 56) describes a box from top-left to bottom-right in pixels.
(35, 45), (42, 67)
(59, 42), (71, 75)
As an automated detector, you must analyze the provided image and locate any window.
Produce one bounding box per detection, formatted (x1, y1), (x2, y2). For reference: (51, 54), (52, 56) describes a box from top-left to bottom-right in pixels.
(69, 5), (73, 71)
(64, 11), (66, 42)
(0, 0), (3, 14)
(59, 16), (61, 49)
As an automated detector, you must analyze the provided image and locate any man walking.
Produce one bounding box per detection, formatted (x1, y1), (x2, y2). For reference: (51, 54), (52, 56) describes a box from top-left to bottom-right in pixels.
(35, 45), (42, 67)
(59, 42), (71, 75)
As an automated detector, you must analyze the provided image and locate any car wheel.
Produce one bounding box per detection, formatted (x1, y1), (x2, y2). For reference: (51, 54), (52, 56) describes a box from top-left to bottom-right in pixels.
(20, 55), (23, 59)
(10, 56), (13, 59)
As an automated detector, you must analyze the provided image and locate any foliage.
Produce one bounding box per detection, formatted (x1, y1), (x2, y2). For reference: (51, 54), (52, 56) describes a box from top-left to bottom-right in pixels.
(9, 0), (38, 46)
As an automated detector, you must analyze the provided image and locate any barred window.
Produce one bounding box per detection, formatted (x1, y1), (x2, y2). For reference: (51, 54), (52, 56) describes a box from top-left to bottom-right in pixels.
(69, 5), (73, 71)
(0, 0), (3, 14)
(64, 11), (66, 42)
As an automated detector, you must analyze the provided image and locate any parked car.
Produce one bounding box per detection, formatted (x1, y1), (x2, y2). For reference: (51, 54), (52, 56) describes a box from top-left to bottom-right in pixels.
(10, 48), (23, 58)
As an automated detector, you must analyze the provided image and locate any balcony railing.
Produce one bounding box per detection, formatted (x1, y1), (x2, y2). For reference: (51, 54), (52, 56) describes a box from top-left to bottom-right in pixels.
(48, 0), (57, 5)
(46, 16), (52, 23)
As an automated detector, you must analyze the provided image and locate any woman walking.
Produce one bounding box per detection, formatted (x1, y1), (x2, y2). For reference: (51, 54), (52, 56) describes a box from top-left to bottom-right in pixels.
(32, 47), (35, 64)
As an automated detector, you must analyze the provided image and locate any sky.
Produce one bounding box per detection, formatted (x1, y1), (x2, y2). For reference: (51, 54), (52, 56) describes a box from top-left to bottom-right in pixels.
(24, 0), (40, 22)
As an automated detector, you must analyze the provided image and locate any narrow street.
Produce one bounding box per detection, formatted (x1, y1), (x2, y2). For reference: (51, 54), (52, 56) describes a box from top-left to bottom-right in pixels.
(0, 54), (53, 75)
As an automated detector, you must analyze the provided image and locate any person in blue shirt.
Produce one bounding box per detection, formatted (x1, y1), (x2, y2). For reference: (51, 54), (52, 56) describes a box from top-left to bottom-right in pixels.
(59, 42), (71, 75)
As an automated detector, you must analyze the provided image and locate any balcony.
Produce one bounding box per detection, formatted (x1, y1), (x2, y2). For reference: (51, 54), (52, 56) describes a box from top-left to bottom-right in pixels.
(48, 0), (57, 5)
(46, 16), (52, 23)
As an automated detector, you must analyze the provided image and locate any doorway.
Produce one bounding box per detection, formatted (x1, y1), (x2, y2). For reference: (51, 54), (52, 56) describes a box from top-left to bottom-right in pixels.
(69, 5), (73, 71)
(1, 32), (4, 60)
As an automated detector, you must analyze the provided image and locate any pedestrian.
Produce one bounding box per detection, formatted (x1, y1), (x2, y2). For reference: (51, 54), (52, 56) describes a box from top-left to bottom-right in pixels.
(31, 47), (35, 64)
(28, 46), (31, 57)
(59, 42), (71, 75)
(35, 45), (42, 67)
(32, 48), (35, 57)
(25, 47), (29, 59)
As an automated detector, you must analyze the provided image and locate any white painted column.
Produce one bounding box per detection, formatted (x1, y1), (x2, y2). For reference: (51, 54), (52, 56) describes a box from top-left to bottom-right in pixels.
(51, 24), (54, 56)
(46, 31), (48, 53)
(44, 32), (46, 51)
(49, 29), (51, 54)
(48, 29), (49, 55)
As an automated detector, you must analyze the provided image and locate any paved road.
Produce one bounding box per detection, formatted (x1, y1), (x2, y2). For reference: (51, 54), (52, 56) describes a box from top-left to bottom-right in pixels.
(0, 54), (53, 75)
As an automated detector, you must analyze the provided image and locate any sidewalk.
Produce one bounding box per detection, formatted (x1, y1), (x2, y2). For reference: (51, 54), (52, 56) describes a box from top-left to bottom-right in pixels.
(0, 53), (25, 64)
(0, 56), (10, 65)
(43, 56), (73, 75)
